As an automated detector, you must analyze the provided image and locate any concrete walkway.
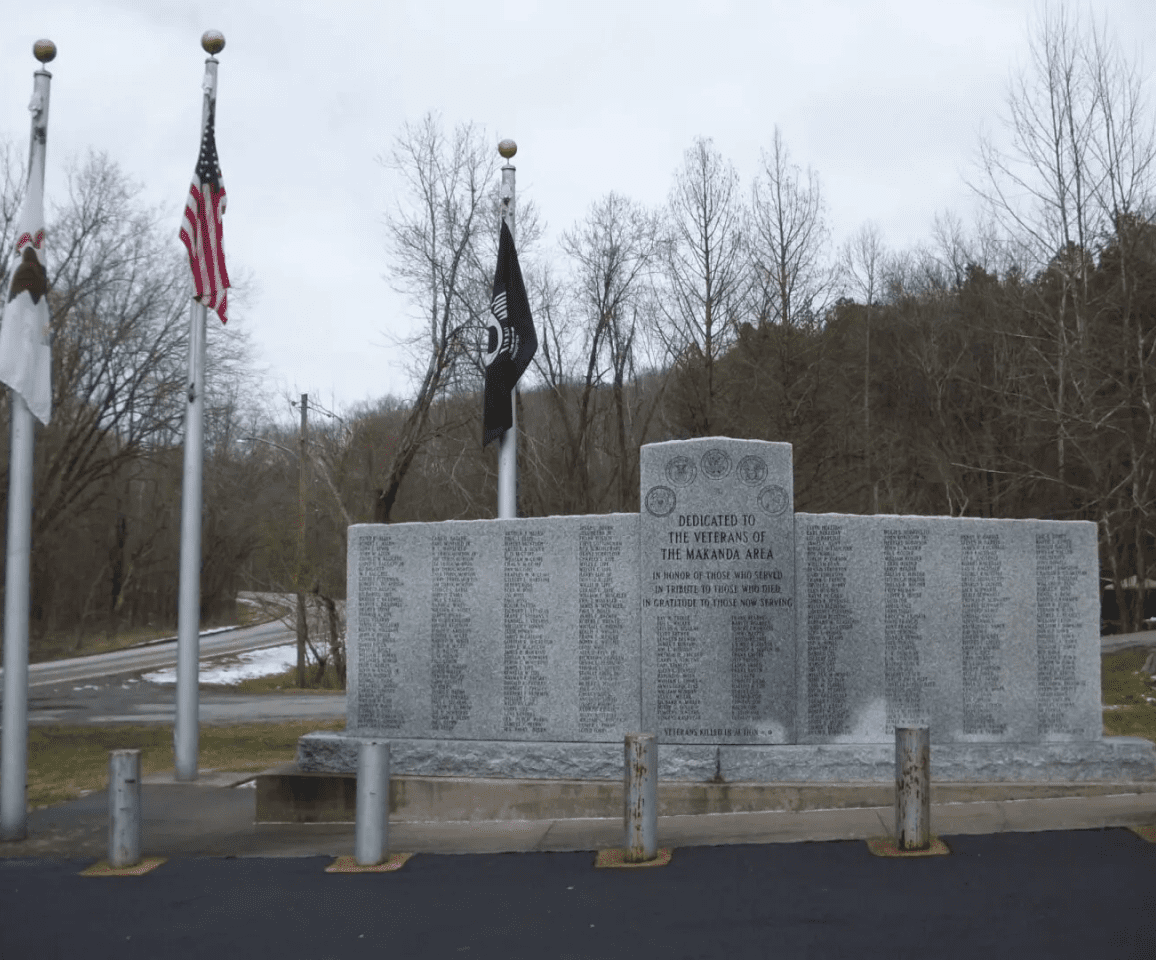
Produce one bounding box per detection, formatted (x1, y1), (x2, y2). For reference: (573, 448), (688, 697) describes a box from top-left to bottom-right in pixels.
(3, 772), (1154, 859)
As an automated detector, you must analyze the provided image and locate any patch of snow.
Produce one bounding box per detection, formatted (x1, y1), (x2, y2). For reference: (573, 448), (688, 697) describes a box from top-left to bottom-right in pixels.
(143, 643), (300, 686)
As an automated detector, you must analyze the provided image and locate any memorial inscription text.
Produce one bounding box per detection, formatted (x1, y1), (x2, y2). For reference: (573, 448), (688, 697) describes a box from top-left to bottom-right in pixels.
(1035, 533), (1083, 735)
(961, 533), (1008, 736)
(805, 524), (852, 736)
(430, 533), (477, 732)
(356, 535), (405, 729)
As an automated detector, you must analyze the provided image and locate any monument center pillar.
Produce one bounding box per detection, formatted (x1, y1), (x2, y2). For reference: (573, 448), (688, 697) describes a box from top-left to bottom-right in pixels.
(640, 438), (796, 744)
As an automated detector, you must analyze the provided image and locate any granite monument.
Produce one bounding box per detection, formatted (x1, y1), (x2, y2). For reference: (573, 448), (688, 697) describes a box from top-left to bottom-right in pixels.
(299, 437), (1154, 782)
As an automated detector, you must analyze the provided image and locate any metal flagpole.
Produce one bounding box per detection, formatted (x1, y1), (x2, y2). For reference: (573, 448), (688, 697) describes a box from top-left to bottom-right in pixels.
(175, 32), (222, 781)
(497, 140), (517, 519)
(1, 39), (56, 843)
(174, 297), (206, 781)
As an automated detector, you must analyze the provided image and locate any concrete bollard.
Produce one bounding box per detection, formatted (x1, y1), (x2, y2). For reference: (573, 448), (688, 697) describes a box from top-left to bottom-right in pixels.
(354, 739), (391, 866)
(108, 749), (142, 868)
(895, 726), (931, 851)
(623, 732), (657, 863)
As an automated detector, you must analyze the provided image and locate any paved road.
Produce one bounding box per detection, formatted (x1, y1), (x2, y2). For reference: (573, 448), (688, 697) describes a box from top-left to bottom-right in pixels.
(1102, 630), (1156, 654)
(1, 620), (298, 688)
(0, 621), (346, 726)
(2, 829), (1154, 959)
(20, 674), (346, 725)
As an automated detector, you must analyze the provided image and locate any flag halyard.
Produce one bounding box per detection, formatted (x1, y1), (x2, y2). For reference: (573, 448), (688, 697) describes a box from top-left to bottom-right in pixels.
(483, 221), (537, 447)
(179, 99), (230, 323)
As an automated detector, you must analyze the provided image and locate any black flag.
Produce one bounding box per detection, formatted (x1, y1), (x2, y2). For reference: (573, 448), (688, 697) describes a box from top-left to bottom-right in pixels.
(483, 220), (537, 447)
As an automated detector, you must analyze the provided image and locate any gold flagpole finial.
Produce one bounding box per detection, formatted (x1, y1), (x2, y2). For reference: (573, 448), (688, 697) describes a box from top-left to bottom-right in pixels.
(32, 40), (56, 65)
(498, 139), (517, 161)
(201, 30), (225, 56)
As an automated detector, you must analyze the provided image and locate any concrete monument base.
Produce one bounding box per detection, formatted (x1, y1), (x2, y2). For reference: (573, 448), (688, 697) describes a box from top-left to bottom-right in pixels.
(298, 730), (1156, 783)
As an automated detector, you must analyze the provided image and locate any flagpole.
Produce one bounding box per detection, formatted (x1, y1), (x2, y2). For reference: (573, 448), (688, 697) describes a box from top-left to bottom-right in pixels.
(497, 140), (517, 519)
(174, 31), (223, 782)
(1, 39), (55, 843)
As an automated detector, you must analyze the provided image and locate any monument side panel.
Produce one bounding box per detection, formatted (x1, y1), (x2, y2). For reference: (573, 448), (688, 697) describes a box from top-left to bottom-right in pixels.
(350, 523), (433, 734)
(429, 523), (497, 738)
(1034, 520), (1101, 741)
(349, 515), (640, 743)
(346, 525), (363, 729)
(953, 518), (1037, 743)
(500, 514), (640, 741)
(640, 438), (796, 744)
(794, 514), (888, 743)
(574, 515), (642, 737)
(794, 514), (1101, 745)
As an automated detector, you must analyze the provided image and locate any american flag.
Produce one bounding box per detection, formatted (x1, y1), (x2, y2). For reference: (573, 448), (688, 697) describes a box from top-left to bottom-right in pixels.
(179, 99), (230, 323)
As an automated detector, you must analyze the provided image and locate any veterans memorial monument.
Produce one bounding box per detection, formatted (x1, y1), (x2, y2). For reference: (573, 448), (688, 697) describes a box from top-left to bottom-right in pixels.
(299, 438), (1156, 782)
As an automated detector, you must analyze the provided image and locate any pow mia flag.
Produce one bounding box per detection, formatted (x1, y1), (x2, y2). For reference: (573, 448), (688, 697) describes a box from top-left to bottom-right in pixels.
(483, 220), (537, 447)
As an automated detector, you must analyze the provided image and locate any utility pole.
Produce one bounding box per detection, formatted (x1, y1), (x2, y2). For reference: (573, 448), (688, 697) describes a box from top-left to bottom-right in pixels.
(296, 393), (309, 687)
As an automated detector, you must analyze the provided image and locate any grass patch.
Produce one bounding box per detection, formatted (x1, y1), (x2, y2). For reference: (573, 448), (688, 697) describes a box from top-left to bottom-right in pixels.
(19, 719), (345, 810)
(1102, 647), (1156, 742)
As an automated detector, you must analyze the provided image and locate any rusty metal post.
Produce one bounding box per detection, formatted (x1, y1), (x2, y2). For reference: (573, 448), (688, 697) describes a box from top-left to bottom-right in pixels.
(623, 732), (657, 863)
(895, 725), (930, 850)
(354, 739), (390, 866)
(108, 749), (142, 868)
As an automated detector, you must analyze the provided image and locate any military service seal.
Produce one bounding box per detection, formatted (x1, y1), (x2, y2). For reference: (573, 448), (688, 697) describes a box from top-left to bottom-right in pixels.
(700, 448), (731, 481)
(757, 484), (789, 516)
(665, 456), (696, 486)
(737, 455), (768, 486)
(644, 485), (676, 517)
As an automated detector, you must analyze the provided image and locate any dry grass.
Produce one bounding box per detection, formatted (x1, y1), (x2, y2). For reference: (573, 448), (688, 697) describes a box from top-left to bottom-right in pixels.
(19, 719), (345, 810)
(1101, 647), (1156, 741)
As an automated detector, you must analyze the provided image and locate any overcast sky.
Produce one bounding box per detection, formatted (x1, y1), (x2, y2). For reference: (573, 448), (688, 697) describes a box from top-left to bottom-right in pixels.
(1, 1), (1153, 419)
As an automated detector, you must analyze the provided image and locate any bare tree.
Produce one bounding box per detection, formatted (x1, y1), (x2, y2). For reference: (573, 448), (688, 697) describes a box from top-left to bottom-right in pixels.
(971, 6), (1156, 466)
(0, 150), (258, 644)
(967, 5), (1156, 629)
(0, 139), (25, 291)
(372, 113), (541, 522)
(372, 115), (495, 522)
(721, 127), (839, 453)
(748, 127), (834, 329)
(538, 192), (662, 511)
(838, 221), (888, 512)
(657, 137), (747, 435)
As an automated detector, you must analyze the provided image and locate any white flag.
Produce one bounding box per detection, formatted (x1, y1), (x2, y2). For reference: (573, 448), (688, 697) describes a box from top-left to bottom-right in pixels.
(0, 170), (51, 425)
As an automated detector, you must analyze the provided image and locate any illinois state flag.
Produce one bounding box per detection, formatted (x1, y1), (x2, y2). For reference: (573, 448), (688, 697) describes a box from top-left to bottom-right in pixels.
(0, 172), (52, 424)
(483, 221), (537, 447)
(179, 98), (230, 323)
